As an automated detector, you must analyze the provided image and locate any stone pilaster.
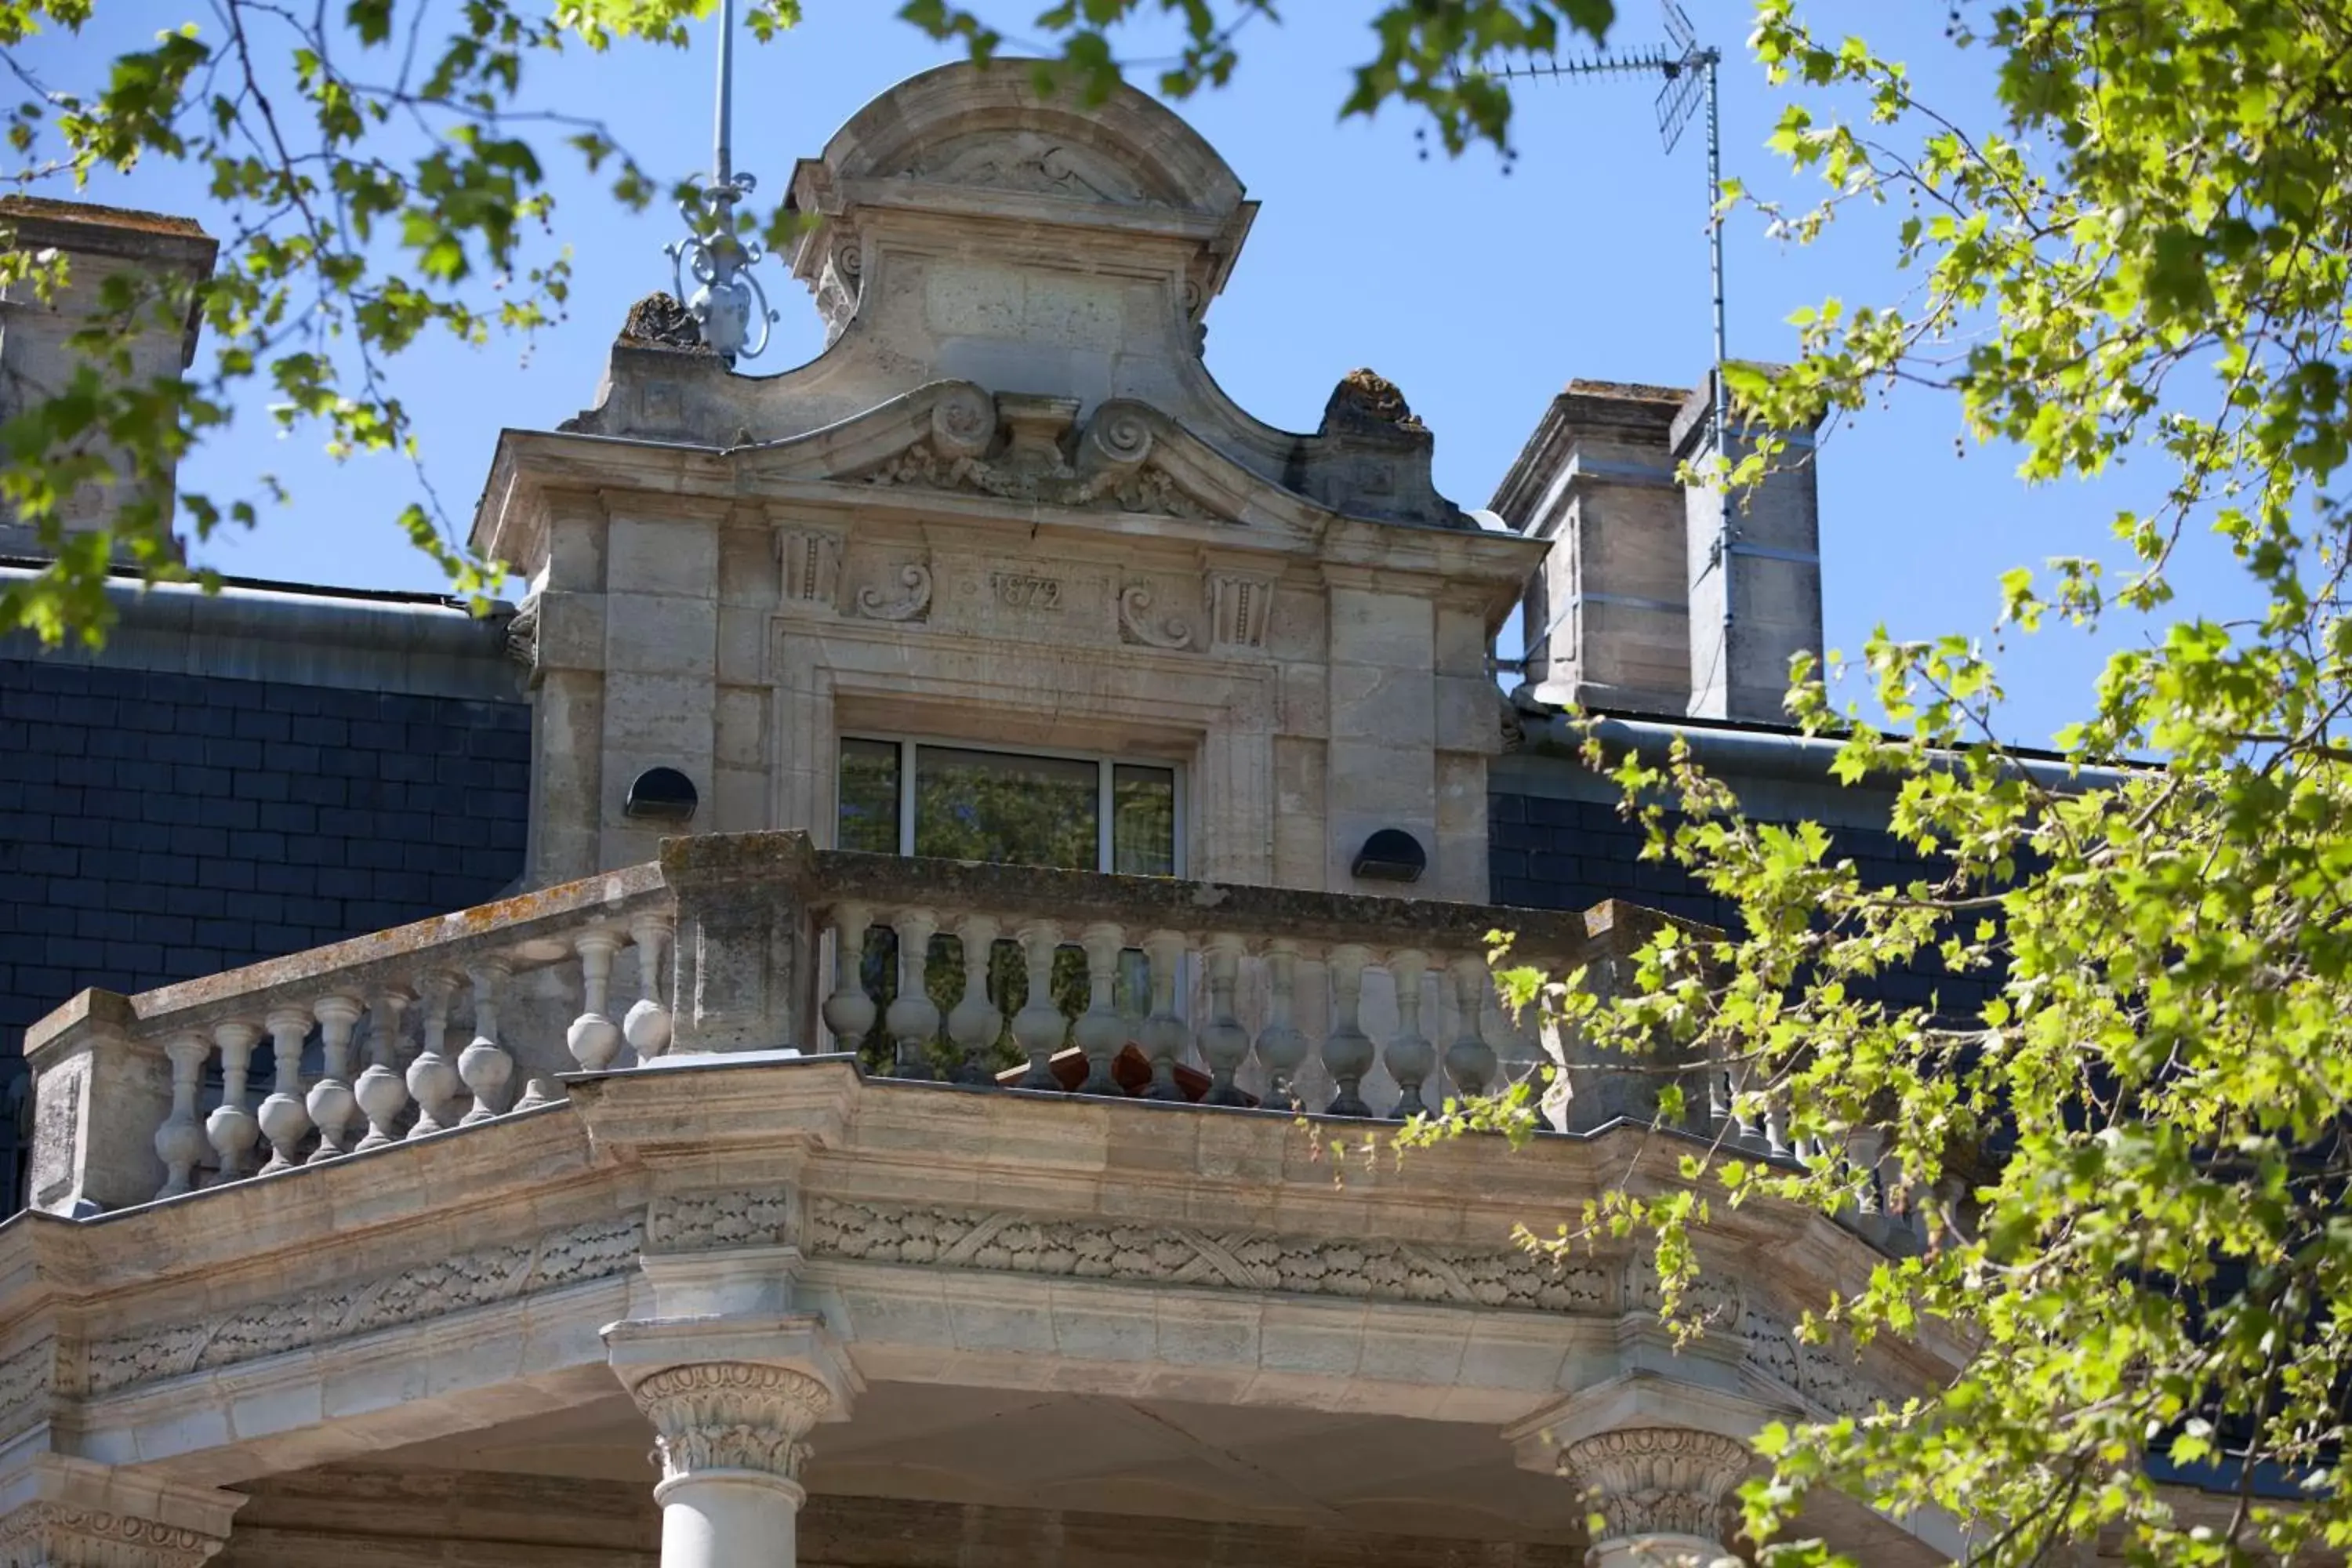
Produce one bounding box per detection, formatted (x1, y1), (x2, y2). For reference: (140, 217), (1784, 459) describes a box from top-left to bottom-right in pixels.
(1558, 1427), (1748, 1568)
(0, 1456), (243, 1567)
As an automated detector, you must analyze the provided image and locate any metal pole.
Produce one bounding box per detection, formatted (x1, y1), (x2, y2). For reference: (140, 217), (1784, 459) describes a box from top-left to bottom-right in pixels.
(713, 0), (735, 187)
(1704, 49), (1732, 648)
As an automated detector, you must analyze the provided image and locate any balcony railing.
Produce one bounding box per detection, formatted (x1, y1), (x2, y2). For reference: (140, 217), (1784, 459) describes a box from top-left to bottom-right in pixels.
(24, 829), (1922, 1250)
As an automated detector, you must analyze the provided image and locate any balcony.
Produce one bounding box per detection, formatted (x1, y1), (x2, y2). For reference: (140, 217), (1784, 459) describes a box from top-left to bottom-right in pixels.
(7, 833), (1949, 1566)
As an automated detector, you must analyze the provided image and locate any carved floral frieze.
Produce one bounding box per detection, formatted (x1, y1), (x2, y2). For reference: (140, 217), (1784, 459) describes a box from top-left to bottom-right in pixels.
(85, 1216), (643, 1396)
(645, 1189), (797, 1254)
(804, 1196), (1611, 1312)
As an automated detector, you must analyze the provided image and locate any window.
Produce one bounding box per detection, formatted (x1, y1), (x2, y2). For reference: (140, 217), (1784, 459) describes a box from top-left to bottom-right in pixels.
(836, 737), (1179, 876)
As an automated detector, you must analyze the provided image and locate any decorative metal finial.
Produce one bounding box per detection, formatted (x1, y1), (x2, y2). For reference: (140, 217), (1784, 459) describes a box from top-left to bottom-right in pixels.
(664, 0), (777, 362)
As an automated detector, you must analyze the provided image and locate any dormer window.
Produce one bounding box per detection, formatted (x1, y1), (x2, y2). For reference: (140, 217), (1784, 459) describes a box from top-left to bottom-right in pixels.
(837, 736), (1179, 877)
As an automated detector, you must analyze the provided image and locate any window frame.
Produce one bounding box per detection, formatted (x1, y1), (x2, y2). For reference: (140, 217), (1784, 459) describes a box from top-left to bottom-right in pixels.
(837, 732), (1187, 877)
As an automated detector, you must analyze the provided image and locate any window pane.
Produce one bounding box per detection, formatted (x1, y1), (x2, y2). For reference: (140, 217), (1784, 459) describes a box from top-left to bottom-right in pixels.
(1112, 764), (1176, 877)
(837, 738), (901, 854)
(913, 746), (1098, 869)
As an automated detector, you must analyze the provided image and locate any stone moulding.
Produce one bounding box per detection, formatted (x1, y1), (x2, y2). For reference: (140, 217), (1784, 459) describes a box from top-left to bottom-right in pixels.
(84, 1214), (643, 1397)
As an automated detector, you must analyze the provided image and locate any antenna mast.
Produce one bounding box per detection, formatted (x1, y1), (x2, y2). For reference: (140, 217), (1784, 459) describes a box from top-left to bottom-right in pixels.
(665, 0), (778, 363)
(1494, 1), (1737, 667)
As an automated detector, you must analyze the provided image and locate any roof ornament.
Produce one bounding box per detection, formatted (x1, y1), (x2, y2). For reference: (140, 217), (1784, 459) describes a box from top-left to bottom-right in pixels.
(663, 0), (777, 363)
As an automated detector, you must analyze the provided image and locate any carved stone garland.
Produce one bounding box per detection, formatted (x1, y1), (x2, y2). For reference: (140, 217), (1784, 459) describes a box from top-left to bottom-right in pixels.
(1559, 1427), (1749, 1548)
(628, 1362), (834, 1492)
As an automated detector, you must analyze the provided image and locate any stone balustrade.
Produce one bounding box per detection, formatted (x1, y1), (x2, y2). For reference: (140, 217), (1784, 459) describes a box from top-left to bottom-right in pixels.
(23, 829), (1919, 1238)
(659, 833), (1642, 1120)
(24, 864), (677, 1214)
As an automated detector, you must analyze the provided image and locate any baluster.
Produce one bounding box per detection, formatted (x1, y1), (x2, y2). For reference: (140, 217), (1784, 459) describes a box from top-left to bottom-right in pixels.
(1444, 956), (1498, 1096)
(304, 994), (362, 1162)
(205, 1019), (261, 1183)
(1323, 944), (1374, 1117)
(514, 954), (564, 1110)
(154, 1031), (211, 1199)
(623, 912), (674, 1059)
(1705, 1048), (1733, 1132)
(407, 971), (461, 1138)
(1073, 922), (1127, 1096)
(822, 903), (877, 1054)
(1763, 1095), (1791, 1160)
(1198, 933), (1251, 1106)
(1139, 929), (1189, 1102)
(884, 908), (940, 1080)
(946, 914), (1004, 1086)
(1846, 1125), (1886, 1216)
(459, 958), (514, 1123)
(256, 1004), (314, 1176)
(354, 988), (412, 1152)
(1255, 939), (1308, 1111)
(1385, 949), (1435, 1120)
(568, 927), (625, 1071)
(1011, 920), (1065, 1089)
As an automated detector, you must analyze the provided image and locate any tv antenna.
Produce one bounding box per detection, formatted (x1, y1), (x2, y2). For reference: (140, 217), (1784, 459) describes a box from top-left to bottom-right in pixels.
(1494, 2), (1740, 643)
(666, 0), (779, 363)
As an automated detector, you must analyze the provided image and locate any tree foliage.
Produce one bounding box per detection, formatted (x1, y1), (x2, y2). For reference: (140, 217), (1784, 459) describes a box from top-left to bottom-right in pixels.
(1470, 4), (2352, 1563)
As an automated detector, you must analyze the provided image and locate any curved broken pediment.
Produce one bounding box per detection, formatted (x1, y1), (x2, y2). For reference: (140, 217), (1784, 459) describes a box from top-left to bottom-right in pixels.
(735, 380), (1265, 530)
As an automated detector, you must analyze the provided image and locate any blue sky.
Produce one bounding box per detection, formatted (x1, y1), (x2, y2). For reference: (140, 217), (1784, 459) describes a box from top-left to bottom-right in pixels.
(38, 2), (2254, 746)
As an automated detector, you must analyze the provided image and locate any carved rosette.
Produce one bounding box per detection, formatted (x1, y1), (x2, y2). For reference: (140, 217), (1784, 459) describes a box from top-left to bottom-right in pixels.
(1559, 1427), (1748, 1548)
(628, 1362), (834, 1494)
(0, 1502), (224, 1567)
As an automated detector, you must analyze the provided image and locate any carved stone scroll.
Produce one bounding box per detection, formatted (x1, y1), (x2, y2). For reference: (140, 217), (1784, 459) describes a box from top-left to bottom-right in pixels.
(855, 563), (934, 622)
(1117, 584), (1194, 650)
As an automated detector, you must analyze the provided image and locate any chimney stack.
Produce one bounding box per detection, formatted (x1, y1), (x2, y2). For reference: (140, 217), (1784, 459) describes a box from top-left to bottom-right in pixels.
(1490, 369), (1823, 723)
(0, 197), (217, 558)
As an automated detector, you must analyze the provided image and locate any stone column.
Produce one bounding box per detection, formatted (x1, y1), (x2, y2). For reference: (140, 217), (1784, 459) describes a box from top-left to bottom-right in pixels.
(0, 1454), (244, 1566)
(606, 1316), (857, 1568)
(1559, 1427), (1748, 1568)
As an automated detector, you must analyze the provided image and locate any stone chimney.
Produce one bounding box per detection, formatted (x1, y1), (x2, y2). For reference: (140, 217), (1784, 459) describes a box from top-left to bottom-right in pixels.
(1490, 369), (1822, 722)
(1673, 368), (1823, 722)
(0, 197), (217, 557)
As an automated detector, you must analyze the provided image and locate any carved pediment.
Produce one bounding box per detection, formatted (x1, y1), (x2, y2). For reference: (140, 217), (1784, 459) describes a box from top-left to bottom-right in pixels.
(889, 129), (1159, 206)
(848, 385), (1225, 523)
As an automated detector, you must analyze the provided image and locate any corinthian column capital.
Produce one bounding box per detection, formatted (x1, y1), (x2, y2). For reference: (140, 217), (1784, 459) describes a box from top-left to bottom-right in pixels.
(1559, 1426), (1748, 1568)
(0, 1456), (243, 1566)
(628, 1360), (836, 1494)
